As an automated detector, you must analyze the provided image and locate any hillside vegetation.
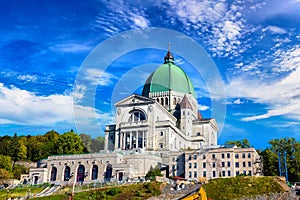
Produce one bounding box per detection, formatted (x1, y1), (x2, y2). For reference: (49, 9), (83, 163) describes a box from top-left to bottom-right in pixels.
(203, 176), (285, 200)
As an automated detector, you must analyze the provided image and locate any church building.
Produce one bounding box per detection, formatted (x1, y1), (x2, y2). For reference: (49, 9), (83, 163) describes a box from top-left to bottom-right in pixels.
(28, 50), (261, 185)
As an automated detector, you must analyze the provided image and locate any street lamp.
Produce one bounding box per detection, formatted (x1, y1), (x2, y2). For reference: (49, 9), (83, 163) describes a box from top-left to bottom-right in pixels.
(28, 189), (31, 199)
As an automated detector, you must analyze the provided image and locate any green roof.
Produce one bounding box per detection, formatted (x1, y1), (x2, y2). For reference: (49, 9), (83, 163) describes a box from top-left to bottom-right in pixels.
(142, 62), (196, 98)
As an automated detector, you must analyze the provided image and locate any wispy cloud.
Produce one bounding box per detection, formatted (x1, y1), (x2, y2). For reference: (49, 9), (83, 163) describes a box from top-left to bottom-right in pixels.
(17, 74), (38, 83)
(83, 68), (117, 86)
(226, 45), (300, 121)
(93, 0), (150, 36)
(166, 0), (256, 58)
(262, 25), (287, 34)
(49, 43), (92, 53)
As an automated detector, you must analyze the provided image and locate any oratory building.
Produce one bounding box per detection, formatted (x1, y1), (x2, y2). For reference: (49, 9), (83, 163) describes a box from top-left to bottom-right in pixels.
(28, 50), (261, 185)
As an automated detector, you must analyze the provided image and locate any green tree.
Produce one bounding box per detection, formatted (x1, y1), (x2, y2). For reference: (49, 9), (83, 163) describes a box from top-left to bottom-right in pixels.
(225, 139), (251, 148)
(90, 136), (105, 152)
(262, 137), (300, 182)
(80, 133), (92, 152)
(12, 164), (28, 179)
(0, 155), (13, 172)
(145, 165), (162, 180)
(56, 131), (86, 154)
(0, 168), (11, 179)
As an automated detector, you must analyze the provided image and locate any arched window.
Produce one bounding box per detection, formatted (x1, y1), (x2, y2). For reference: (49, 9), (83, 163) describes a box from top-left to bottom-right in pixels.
(161, 98), (164, 106)
(165, 97), (168, 106)
(157, 98), (159, 102)
(50, 167), (57, 182)
(128, 110), (146, 122)
(64, 166), (71, 181)
(92, 165), (98, 180)
(105, 164), (113, 181)
(77, 165), (85, 182)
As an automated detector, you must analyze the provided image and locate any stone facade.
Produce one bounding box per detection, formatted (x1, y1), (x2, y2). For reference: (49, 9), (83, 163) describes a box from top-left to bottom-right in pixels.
(184, 146), (262, 181)
(27, 51), (262, 185)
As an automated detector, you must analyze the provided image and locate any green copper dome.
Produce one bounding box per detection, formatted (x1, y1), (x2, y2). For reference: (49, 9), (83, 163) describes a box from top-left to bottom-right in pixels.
(142, 51), (196, 98)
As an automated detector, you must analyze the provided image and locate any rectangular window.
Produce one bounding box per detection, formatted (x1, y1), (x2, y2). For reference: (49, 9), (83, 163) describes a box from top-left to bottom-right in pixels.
(222, 162), (225, 167)
(235, 162), (239, 168)
(227, 153), (230, 158)
(212, 162), (216, 168)
(197, 132), (201, 136)
(203, 154), (206, 159)
(227, 161), (231, 167)
(213, 171), (216, 177)
(222, 153), (225, 159)
(194, 171), (197, 178)
(189, 163), (192, 169)
(212, 154), (216, 159)
(222, 171), (225, 177)
(228, 170), (231, 177)
(160, 131), (163, 136)
(235, 153), (239, 158)
(242, 153), (245, 158)
(189, 155), (192, 160)
(236, 171), (240, 176)
(189, 171), (192, 178)
(243, 171), (246, 175)
(194, 155), (197, 160)
(248, 153), (251, 158)
(249, 171), (252, 176)
(203, 162), (206, 168)
(243, 162), (246, 167)
(194, 163), (197, 168)
(159, 143), (163, 149)
(203, 171), (206, 177)
(248, 161), (251, 167)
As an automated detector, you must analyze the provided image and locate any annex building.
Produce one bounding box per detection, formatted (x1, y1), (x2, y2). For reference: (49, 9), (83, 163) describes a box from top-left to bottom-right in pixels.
(28, 50), (262, 185)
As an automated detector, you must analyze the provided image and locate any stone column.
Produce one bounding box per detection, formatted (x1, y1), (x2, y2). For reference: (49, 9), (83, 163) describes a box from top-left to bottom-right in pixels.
(129, 132), (132, 149)
(136, 131), (138, 148)
(142, 131), (145, 148)
(123, 133), (126, 150)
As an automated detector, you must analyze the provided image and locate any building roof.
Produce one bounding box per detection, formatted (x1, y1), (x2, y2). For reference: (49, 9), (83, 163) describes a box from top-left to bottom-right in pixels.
(180, 95), (192, 109)
(142, 50), (196, 98)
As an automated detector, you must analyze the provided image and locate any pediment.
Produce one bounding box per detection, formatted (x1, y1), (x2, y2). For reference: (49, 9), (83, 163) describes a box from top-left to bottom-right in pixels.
(115, 94), (154, 107)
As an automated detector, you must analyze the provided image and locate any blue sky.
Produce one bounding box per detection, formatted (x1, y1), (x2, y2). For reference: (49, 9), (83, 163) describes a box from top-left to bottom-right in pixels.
(0, 0), (300, 149)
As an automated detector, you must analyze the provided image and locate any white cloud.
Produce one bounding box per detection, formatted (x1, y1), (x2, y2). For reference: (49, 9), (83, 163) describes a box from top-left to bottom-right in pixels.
(198, 104), (209, 111)
(131, 15), (149, 28)
(0, 83), (73, 125)
(273, 45), (300, 72)
(262, 25), (287, 34)
(166, 0), (257, 58)
(226, 45), (300, 121)
(0, 83), (108, 129)
(83, 68), (117, 86)
(233, 98), (244, 105)
(50, 43), (92, 53)
(17, 74), (38, 83)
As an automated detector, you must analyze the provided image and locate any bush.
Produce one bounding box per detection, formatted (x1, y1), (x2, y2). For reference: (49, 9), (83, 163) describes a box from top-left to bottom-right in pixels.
(106, 187), (121, 196)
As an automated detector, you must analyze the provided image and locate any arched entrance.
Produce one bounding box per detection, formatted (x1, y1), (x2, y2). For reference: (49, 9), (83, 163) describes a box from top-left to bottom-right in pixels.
(50, 167), (57, 182)
(64, 166), (71, 181)
(76, 165), (85, 183)
(91, 165), (98, 180)
(105, 164), (112, 182)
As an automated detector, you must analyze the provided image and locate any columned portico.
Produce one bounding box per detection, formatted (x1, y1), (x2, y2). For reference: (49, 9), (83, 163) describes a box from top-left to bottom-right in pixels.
(118, 130), (147, 150)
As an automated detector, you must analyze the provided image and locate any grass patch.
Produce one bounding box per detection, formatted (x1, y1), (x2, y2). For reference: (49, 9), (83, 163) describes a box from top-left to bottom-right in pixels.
(32, 193), (70, 200)
(203, 176), (284, 200)
(73, 182), (162, 200)
(0, 187), (44, 199)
